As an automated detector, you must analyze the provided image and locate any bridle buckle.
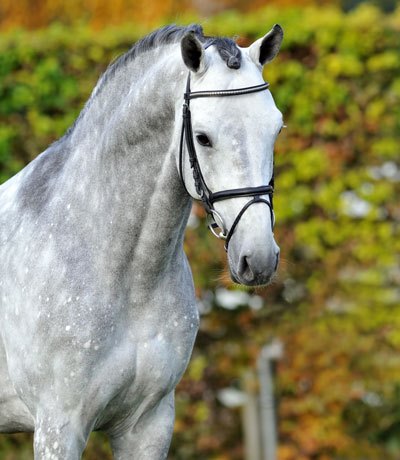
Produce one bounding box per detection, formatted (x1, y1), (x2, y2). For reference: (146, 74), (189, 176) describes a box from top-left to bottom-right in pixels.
(207, 210), (227, 240)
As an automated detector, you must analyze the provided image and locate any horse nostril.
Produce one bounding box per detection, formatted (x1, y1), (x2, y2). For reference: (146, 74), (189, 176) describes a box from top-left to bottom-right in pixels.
(239, 254), (249, 274)
(274, 250), (280, 271)
(236, 249), (279, 286)
(238, 254), (255, 281)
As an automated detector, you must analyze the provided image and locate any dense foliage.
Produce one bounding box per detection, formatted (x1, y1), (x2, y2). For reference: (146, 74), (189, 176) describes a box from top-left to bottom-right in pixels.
(0, 0), (341, 31)
(0, 4), (399, 459)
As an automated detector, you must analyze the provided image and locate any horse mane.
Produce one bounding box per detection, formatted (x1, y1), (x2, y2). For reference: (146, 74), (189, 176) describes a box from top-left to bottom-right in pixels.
(100, 24), (242, 89)
(65, 24), (241, 138)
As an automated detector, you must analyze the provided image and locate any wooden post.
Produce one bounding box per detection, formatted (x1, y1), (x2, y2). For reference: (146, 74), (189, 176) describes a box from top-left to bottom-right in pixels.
(257, 340), (283, 460)
(241, 371), (262, 460)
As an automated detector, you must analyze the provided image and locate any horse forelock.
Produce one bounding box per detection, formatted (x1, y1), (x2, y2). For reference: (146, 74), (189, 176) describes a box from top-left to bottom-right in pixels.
(203, 37), (242, 70)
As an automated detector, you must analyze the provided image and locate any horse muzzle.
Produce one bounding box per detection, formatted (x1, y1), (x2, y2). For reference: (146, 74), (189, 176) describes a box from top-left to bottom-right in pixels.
(228, 233), (280, 286)
(229, 244), (279, 286)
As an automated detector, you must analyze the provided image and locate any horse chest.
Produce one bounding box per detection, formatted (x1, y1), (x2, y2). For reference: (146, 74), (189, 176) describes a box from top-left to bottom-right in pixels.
(114, 310), (199, 384)
(91, 308), (199, 430)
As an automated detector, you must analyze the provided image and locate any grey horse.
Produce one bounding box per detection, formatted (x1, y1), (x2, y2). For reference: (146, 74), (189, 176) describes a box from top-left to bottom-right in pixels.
(0, 24), (283, 459)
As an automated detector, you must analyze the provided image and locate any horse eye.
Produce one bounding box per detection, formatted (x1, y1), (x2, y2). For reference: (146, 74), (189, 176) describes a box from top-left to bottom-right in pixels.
(196, 133), (212, 147)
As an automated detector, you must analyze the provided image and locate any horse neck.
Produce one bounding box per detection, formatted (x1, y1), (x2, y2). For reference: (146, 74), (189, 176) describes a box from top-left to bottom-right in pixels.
(61, 47), (191, 281)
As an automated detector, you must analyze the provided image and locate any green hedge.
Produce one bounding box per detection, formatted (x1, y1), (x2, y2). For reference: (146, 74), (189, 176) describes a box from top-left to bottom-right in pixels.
(1, 4), (400, 459)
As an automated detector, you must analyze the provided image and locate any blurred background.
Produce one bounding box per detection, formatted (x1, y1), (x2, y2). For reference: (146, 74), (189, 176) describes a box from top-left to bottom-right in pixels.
(0, 0), (399, 458)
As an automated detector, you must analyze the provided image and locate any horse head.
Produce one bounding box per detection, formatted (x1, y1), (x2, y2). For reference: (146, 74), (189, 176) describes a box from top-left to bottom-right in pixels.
(178, 25), (284, 286)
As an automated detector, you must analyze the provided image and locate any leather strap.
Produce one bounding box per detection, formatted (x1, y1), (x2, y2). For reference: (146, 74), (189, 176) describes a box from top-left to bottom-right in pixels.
(210, 185), (274, 204)
(185, 82), (270, 101)
(224, 197), (273, 250)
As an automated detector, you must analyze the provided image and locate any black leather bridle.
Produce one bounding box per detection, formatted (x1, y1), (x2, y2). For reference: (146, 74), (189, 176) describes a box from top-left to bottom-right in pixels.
(179, 73), (275, 251)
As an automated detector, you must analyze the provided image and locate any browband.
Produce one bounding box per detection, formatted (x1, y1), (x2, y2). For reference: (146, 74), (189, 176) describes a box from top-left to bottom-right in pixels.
(185, 82), (270, 101)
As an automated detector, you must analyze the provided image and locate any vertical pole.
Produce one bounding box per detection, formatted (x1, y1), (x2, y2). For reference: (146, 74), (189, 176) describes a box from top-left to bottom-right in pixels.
(257, 340), (283, 460)
(242, 371), (262, 460)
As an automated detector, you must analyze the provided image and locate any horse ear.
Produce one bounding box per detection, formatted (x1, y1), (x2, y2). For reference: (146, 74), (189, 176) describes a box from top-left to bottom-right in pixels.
(248, 24), (283, 66)
(181, 32), (205, 73)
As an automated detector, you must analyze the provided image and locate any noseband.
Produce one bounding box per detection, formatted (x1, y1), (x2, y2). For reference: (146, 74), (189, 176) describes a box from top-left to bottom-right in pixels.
(179, 73), (275, 251)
